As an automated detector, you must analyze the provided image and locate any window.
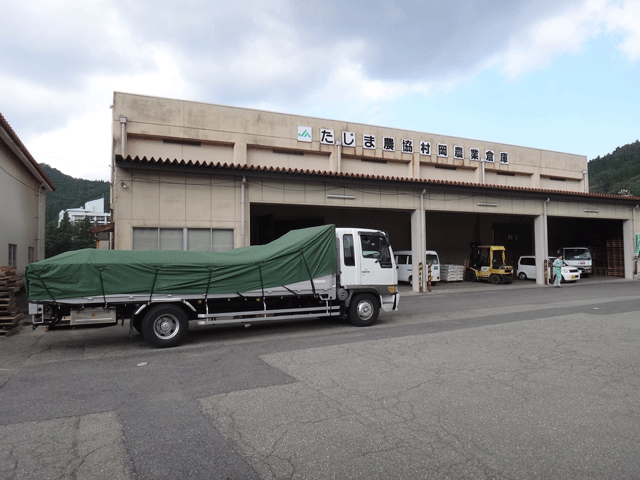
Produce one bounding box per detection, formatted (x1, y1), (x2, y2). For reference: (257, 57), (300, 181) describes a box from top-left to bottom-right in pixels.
(343, 234), (355, 266)
(426, 254), (438, 265)
(212, 230), (234, 252)
(160, 229), (183, 250)
(132, 228), (159, 250)
(8, 244), (17, 267)
(395, 254), (408, 265)
(187, 229), (210, 251)
(133, 228), (234, 252)
(360, 233), (392, 268)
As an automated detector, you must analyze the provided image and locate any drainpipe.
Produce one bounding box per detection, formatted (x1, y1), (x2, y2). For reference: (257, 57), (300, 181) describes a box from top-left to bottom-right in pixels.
(481, 160), (486, 184)
(240, 176), (247, 247)
(336, 140), (342, 173)
(420, 189), (426, 293)
(119, 116), (127, 157)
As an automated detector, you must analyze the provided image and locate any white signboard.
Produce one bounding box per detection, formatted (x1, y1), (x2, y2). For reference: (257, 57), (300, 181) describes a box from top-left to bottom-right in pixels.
(298, 126), (312, 143)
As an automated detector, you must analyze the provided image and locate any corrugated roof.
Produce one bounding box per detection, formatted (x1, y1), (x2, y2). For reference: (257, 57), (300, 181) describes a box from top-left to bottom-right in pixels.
(116, 154), (640, 203)
(0, 113), (55, 191)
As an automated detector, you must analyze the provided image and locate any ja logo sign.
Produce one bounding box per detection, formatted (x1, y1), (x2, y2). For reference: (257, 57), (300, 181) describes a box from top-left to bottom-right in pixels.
(298, 126), (312, 143)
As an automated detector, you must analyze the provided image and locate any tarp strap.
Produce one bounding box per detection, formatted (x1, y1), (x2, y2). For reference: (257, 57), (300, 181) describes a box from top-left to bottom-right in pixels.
(97, 268), (107, 306)
(299, 251), (316, 295)
(258, 265), (265, 298)
(205, 268), (213, 302)
(282, 285), (297, 296)
(149, 268), (160, 303)
(33, 271), (57, 303)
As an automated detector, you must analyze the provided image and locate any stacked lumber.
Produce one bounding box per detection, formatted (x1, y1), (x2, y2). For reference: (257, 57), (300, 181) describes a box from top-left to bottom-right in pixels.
(440, 264), (465, 282)
(606, 239), (624, 277)
(0, 266), (22, 336)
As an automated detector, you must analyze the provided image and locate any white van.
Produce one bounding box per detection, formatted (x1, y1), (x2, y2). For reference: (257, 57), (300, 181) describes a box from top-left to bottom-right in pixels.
(517, 256), (580, 283)
(394, 250), (440, 284)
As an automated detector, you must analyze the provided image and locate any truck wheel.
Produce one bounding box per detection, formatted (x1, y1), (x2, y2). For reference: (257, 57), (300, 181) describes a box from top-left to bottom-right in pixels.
(408, 275), (412, 285)
(518, 272), (527, 280)
(141, 305), (188, 348)
(489, 274), (501, 285)
(348, 294), (379, 327)
(465, 270), (476, 282)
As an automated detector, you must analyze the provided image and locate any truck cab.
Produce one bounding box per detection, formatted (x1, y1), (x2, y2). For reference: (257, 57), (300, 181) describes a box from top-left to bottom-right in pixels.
(336, 228), (399, 322)
(561, 247), (592, 277)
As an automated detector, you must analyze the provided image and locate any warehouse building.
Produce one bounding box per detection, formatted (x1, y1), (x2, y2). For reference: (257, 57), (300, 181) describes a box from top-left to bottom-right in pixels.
(110, 92), (640, 290)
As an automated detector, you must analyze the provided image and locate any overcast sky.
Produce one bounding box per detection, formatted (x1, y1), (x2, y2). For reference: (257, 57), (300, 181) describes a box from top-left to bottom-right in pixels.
(2, 0), (639, 182)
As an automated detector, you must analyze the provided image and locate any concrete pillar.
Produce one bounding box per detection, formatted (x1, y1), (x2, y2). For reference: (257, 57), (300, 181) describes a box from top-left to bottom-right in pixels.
(533, 214), (547, 285)
(410, 205), (426, 293)
(622, 218), (635, 280)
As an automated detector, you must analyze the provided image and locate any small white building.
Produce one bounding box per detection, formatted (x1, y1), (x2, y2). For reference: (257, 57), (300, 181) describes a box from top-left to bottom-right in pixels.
(58, 198), (110, 226)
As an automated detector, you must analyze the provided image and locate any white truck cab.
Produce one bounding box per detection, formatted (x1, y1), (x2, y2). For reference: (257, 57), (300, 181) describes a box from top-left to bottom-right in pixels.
(337, 228), (398, 316)
(560, 247), (592, 277)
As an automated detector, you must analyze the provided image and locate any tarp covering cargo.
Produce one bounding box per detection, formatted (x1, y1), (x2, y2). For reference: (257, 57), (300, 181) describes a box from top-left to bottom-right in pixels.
(26, 224), (336, 302)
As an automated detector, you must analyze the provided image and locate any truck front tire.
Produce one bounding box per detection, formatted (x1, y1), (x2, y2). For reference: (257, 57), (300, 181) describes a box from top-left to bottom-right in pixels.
(348, 293), (379, 327)
(141, 305), (188, 348)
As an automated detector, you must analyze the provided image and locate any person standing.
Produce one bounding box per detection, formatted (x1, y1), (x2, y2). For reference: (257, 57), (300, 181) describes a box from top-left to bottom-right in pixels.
(553, 255), (564, 287)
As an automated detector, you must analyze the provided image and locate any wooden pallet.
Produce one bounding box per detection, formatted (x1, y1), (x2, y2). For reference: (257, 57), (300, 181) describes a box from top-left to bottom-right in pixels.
(0, 324), (19, 336)
(0, 267), (23, 334)
(0, 311), (22, 334)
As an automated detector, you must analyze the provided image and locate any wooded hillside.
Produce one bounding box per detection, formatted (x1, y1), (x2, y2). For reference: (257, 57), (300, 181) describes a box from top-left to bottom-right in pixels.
(41, 164), (110, 224)
(588, 140), (640, 196)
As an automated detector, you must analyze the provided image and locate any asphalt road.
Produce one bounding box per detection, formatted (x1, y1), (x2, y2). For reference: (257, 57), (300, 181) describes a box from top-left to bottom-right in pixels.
(1, 278), (639, 479)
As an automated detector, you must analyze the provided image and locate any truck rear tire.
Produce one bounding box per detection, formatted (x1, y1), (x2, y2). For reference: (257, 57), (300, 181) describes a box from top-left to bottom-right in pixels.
(489, 274), (500, 285)
(141, 305), (188, 348)
(348, 293), (379, 327)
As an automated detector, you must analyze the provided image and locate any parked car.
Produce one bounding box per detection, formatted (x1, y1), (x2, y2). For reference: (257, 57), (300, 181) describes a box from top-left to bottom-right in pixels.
(394, 250), (440, 284)
(517, 256), (580, 283)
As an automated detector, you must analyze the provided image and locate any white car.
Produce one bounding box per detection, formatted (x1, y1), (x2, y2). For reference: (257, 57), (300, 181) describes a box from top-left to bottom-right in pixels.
(394, 250), (440, 284)
(517, 256), (580, 283)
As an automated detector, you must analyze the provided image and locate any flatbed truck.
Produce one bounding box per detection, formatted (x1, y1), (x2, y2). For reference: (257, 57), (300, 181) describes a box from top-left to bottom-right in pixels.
(26, 225), (399, 348)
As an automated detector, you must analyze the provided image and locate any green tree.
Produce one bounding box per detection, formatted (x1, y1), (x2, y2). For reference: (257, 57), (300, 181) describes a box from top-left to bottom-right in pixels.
(72, 217), (95, 250)
(45, 213), (96, 258)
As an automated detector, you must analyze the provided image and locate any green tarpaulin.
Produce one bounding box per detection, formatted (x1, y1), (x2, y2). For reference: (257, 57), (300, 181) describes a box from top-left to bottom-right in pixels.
(26, 224), (336, 302)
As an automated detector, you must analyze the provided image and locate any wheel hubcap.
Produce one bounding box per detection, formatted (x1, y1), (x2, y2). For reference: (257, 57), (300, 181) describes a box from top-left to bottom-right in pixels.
(154, 314), (179, 339)
(357, 301), (373, 320)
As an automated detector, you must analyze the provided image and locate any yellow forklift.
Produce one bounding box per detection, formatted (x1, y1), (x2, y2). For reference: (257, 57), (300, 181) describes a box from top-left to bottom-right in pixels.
(465, 243), (514, 284)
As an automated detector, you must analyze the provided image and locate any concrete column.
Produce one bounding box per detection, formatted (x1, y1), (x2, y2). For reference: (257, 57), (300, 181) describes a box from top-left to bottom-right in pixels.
(410, 205), (425, 293)
(533, 214), (547, 285)
(622, 218), (635, 280)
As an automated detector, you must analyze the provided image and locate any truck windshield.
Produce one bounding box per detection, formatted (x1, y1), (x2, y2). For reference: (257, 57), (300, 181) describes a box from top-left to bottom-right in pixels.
(360, 233), (393, 268)
(426, 254), (438, 265)
(564, 248), (591, 260)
